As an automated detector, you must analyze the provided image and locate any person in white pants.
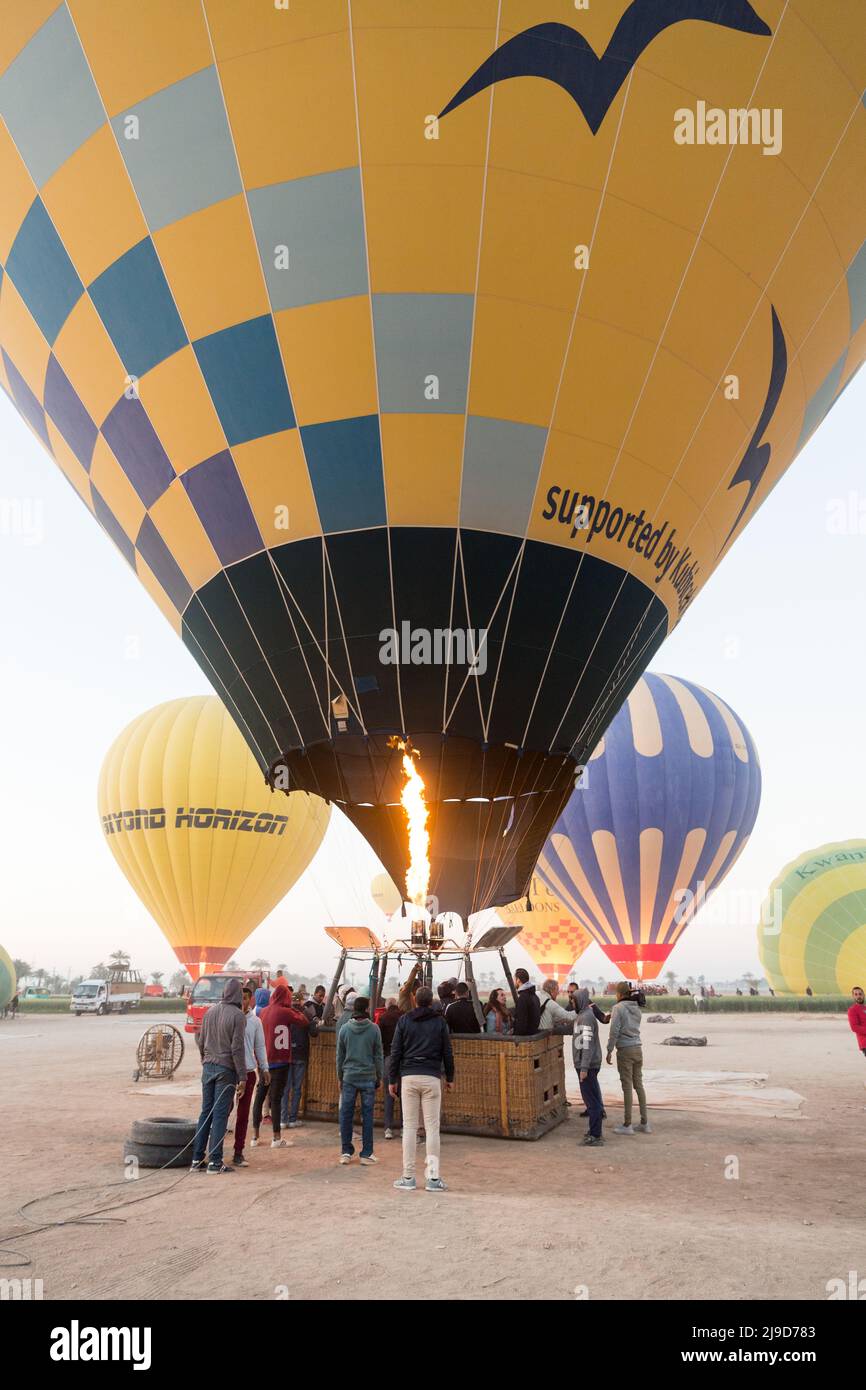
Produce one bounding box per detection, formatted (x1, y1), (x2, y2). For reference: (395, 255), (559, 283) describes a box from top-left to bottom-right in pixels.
(388, 985), (454, 1191)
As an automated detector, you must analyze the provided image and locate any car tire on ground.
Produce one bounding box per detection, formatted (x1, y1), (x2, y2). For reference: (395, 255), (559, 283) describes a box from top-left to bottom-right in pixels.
(122, 1137), (191, 1170)
(129, 1116), (197, 1147)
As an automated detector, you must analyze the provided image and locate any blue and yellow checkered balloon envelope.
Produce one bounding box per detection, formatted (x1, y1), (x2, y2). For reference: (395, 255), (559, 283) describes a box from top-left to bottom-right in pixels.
(1, 2), (864, 916)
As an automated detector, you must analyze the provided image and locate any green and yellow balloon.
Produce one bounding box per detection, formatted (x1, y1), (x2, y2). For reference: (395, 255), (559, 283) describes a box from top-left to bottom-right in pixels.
(758, 841), (866, 995)
(0, 946), (17, 1011)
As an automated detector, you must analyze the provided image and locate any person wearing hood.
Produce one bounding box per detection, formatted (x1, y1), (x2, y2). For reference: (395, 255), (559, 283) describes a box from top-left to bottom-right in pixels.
(572, 988), (604, 1146)
(389, 985), (454, 1192)
(606, 982), (651, 1134)
(336, 996), (384, 1164)
(513, 969), (541, 1035)
(253, 979), (271, 1015)
(192, 977), (247, 1174)
(251, 980), (309, 1150)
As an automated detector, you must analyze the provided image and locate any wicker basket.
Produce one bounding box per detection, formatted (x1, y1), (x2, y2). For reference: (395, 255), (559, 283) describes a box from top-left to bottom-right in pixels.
(303, 1028), (566, 1140)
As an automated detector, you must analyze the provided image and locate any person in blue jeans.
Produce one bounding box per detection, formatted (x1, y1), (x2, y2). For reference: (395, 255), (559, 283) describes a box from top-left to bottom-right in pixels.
(281, 999), (320, 1128)
(192, 978), (247, 1174)
(335, 995), (383, 1165)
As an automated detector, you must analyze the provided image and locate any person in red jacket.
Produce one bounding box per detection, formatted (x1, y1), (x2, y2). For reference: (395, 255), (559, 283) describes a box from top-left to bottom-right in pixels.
(848, 985), (866, 1059)
(251, 980), (309, 1150)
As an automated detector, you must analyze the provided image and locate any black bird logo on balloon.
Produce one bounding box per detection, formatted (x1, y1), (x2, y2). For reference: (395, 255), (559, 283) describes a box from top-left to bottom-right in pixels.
(720, 306), (788, 554)
(439, 0), (771, 133)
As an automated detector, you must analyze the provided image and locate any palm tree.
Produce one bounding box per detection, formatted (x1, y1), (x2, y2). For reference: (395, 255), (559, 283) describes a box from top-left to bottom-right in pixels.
(250, 958), (270, 971)
(13, 959), (32, 983)
(150, 971), (164, 985)
(664, 970), (678, 992)
(225, 959), (240, 972)
(109, 950), (130, 972)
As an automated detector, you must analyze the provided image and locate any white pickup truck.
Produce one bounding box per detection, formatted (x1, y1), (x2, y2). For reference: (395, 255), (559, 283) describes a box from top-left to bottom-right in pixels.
(71, 970), (145, 1016)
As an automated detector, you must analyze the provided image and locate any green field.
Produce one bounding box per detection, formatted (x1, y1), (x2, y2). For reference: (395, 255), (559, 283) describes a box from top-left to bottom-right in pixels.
(592, 993), (849, 1013)
(7, 993), (850, 1015)
(14, 996), (186, 1014)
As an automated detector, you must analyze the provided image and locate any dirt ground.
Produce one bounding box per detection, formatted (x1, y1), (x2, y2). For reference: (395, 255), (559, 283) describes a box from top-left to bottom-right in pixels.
(0, 1011), (863, 1301)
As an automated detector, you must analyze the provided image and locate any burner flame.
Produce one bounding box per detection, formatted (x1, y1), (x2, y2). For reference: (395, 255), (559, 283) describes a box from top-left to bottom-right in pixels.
(387, 736), (430, 909)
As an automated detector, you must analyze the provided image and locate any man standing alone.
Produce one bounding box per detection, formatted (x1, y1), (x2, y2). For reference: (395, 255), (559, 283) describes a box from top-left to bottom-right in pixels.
(389, 985), (454, 1192)
(848, 985), (866, 1066)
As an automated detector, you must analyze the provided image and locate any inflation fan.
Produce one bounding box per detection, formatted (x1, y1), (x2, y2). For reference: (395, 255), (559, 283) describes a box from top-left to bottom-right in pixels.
(132, 1024), (185, 1083)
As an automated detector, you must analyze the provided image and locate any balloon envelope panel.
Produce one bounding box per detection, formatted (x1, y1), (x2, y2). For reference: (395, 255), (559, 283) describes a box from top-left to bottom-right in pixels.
(98, 696), (330, 976)
(371, 871), (403, 918)
(1, 2), (863, 915)
(757, 841), (866, 995)
(497, 874), (592, 982)
(0, 945), (16, 1009)
(538, 674), (761, 979)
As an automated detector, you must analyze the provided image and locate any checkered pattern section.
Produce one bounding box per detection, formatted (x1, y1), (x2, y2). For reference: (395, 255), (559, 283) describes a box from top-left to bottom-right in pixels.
(520, 917), (592, 978)
(1, 0), (865, 645)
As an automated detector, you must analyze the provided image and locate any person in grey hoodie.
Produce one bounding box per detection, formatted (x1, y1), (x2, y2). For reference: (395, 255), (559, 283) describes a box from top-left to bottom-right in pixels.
(336, 996), (384, 1165)
(572, 987), (604, 1145)
(606, 982), (651, 1134)
(192, 977), (247, 1173)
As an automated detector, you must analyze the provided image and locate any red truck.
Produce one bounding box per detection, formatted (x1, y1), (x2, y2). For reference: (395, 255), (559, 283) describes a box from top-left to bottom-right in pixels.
(143, 983), (165, 997)
(184, 970), (265, 1034)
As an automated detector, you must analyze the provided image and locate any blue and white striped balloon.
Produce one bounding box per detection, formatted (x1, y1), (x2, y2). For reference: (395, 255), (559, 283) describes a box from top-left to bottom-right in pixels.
(537, 673), (761, 980)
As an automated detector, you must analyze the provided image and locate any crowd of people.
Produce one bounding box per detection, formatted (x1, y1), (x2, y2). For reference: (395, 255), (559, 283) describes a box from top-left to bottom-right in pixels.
(189, 965), (657, 1179)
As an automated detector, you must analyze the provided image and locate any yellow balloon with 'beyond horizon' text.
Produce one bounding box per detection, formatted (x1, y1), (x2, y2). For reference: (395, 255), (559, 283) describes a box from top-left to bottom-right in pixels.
(98, 697), (330, 978)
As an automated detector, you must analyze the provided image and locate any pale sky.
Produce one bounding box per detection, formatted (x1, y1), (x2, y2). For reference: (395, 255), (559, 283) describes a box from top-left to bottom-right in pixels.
(1, 373), (864, 986)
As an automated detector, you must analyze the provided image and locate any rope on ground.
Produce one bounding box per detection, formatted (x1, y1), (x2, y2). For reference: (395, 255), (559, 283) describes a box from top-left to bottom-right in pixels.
(0, 1086), (228, 1269)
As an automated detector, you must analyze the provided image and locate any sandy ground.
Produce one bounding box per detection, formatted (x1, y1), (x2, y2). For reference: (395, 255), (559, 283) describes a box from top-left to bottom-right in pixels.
(0, 1011), (864, 1302)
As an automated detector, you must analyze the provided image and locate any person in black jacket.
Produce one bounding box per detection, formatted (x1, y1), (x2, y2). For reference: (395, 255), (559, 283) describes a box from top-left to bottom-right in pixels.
(377, 996), (402, 1138)
(513, 969), (541, 1035)
(444, 982), (480, 1034)
(389, 986), (454, 1192)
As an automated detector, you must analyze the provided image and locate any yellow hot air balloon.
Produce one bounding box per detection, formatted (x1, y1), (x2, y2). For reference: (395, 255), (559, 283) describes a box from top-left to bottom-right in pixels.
(498, 875), (592, 984)
(371, 871), (403, 917)
(0, 945), (17, 1010)
(98, 696), (330, 978)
